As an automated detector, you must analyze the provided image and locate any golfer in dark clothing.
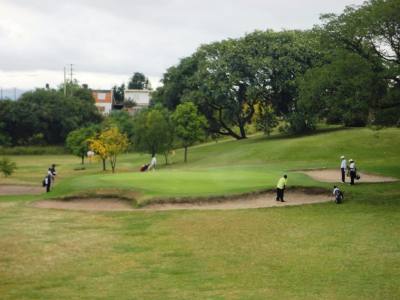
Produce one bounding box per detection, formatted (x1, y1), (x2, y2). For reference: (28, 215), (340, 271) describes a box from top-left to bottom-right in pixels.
(349, 159), (357, 185)
(276, 175), (288, 202)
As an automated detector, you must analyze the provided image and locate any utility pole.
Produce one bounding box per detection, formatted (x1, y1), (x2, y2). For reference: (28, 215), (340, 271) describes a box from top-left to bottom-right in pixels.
(70, 64), (74, 96)
(64, 66), (67, 96)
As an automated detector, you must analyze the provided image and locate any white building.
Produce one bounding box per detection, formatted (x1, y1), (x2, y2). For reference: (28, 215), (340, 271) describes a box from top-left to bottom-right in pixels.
(124, 89), (151, 114)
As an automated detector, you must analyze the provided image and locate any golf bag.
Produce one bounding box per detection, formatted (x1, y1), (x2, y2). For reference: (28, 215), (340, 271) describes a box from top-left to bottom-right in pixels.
(140, 164), (149, 172)
(335, 190), (344, 204)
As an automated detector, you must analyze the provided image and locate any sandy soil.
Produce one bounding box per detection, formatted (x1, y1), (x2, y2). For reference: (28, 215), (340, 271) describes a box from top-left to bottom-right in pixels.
(0, 185), (43, 195)
(33, 198), (134, 211)
(32, 190), (332, 212)
(301, 169), (398, 183)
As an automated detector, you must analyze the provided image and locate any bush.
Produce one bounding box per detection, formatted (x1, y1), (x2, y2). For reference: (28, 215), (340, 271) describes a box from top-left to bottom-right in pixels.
(284, 111), (316, 134)
(0, 157), (17, 177)
(0, 146), (68, 155)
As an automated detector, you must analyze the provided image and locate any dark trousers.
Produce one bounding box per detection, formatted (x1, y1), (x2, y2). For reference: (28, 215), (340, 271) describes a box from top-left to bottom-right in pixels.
(46, 176), (51, 192)
(350, 170), (356, 185)
(276, 188), (284, 201)
(341, 168), (346, 183)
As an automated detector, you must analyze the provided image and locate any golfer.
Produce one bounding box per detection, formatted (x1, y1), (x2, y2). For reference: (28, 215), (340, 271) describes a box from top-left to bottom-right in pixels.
(276, 174), (288, 202)
(340, 156), (347, 183)
(45, 168), (53, 193)
(148, 155), (157, 171)
(49, 164), (57, 182)
(348, 159), (357, 185)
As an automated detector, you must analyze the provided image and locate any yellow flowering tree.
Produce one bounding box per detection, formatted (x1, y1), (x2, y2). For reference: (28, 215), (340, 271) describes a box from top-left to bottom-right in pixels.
(89, 127), (129, 173)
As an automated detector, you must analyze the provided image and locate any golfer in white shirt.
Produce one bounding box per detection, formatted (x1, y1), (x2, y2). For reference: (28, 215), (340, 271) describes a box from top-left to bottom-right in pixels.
(340, 156), (347, 183)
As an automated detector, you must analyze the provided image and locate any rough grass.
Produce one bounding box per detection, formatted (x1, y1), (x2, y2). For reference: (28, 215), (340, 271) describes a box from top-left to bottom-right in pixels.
(0, 127), (400, 299)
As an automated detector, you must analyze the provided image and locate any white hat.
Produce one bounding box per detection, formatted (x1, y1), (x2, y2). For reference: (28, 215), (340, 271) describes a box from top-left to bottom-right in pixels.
(350, 159), (354, 162)
(340, 156), (345, 159)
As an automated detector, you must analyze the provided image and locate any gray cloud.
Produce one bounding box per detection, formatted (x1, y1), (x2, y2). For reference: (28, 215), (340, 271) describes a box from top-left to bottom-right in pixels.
(0, 0), (365, 89)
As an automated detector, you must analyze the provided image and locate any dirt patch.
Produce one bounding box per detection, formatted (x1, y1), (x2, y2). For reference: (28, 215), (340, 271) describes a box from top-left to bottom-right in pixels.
(32, 198), (134, 211)
(301, 169), (398, 183)
(32, 190), (331, 212)
(0, 185), (43, 196)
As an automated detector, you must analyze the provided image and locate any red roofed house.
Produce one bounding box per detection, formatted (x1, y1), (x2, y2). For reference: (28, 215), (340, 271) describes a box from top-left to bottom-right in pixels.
(92, 89), (113, 114)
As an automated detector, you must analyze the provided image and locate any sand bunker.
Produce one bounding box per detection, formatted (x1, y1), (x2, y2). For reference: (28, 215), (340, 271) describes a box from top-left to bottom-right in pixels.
(32, 190), (331, 212)
(301, 169), (398, 183)
(0, 185), (43, 196)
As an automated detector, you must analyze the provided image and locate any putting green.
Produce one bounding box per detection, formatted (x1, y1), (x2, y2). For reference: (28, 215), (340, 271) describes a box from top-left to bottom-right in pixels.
(50, 166), (320, 204)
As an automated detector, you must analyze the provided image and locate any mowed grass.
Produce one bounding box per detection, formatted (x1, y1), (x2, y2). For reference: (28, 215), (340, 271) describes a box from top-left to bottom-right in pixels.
(0, 127), (400, 299)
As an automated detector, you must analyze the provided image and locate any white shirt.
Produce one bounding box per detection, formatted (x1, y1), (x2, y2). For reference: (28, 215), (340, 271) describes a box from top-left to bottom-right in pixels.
(340, 159), (347, 169)
(349, 162), (356, 170)
(150, 156), (157, 166)
(333, 187), (340, 196)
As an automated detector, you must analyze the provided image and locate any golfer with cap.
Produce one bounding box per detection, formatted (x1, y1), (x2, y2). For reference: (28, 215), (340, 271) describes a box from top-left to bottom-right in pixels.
(348, 159), (357, 185)
(276, 174), (288, 202)
(340, 156), (347, 183)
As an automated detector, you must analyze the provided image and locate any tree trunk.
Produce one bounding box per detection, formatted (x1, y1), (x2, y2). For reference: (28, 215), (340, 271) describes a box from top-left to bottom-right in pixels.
(102, 159), (106, 171)
(238, 124), (247, 139)
(164, 153), (168, 165)
(184, 146), (188, 163)
(81, 155), (84, 165)
(111, 156), (116, 173)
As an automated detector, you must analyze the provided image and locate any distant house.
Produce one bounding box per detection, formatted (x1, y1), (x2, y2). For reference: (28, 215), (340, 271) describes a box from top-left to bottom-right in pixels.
(124, 89), (151, 114)
(92, 90), (113, 114)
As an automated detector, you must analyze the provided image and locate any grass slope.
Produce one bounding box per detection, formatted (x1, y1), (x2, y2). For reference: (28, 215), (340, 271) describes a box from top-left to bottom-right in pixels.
(0, 127), (400, 299)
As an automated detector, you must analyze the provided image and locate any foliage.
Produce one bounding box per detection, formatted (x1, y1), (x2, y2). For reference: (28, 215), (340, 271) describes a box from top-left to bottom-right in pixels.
(104, 111), (135, 142)
(128, 72), (150, 90)
(300, 0), (400, 126)
(112, 84), (125, 103)
(172, 102), (206, 162)
(0, 146), (68, 155)
(89, 127), (129, 173)
(254, 104), (278, 135)
(151, 56), (199, 109)
(153, 30), (319, 139)
(0, 157), (17, 177)
(298, 51), (383, 126)
(284, 110), (316, 134)
(132, 107), (175, 163)
(66, 126), (98, 164)
(0, 88), (102, 146)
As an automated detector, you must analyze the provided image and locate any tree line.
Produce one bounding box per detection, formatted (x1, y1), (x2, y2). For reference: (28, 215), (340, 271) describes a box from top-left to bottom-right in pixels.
(0, 85), (102, 146)
(66, 102), (206, 171)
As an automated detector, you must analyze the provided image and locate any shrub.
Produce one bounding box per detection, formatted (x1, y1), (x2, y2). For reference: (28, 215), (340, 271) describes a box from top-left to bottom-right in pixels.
(0, 157), (17, 177)
(284, 111), (316, 135)
(0, 146), (68, 155)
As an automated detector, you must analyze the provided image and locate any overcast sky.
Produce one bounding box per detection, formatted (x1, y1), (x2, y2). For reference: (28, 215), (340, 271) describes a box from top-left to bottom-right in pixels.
(0, 0), (365, 90)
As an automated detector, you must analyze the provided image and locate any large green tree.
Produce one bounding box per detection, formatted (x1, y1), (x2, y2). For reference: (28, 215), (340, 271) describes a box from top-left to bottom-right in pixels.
(66, 126), (98, 164)
(303, 0), (400, 126)
(132, 107), (175, 163)
(172, 102), (206, 163)
(153, 30), (319, 139)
